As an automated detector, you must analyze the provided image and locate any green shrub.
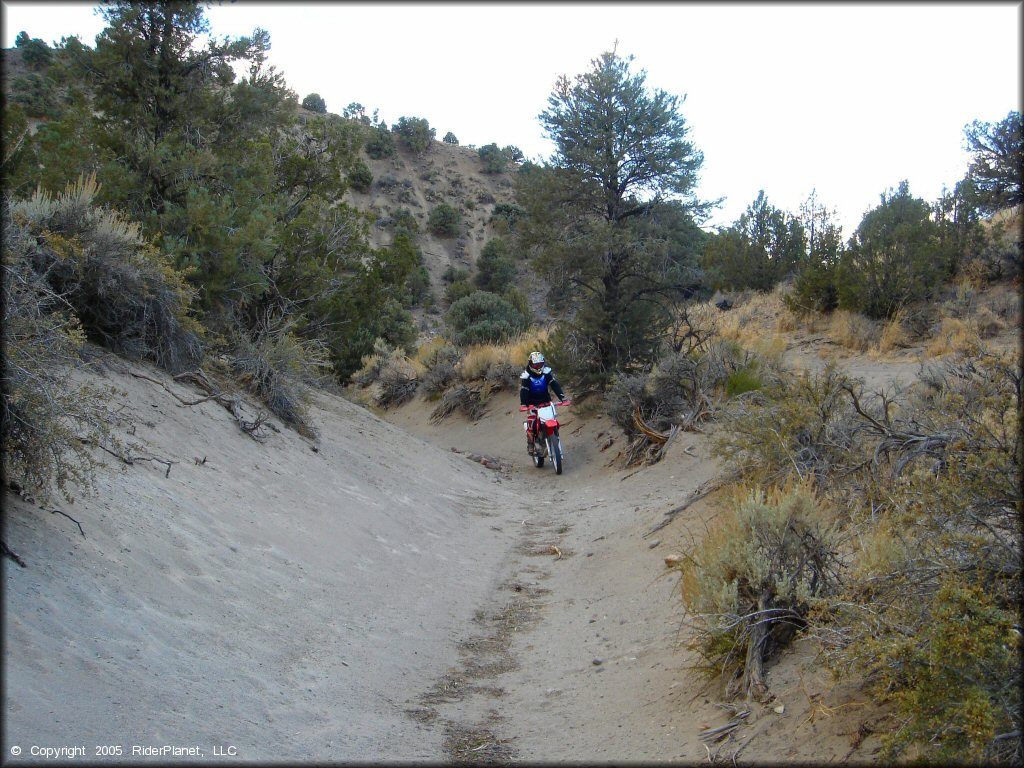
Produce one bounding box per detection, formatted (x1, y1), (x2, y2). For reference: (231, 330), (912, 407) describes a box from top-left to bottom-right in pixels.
(365, 123), (395, 158)
(836, 181), (953, 319)
(17, 35), (53, 70)
(442, 265), (467, 283)
(301, 93), (327, 113)
(428, 203), (461, 237)
(501, 286), (531, 324)
(474, 237), (516, 292)
(445, 290), (528, 346)
(724, 365), (762, 397)
(347, 159), (373, 193)
(490, 202), (526, 234)
(785, 259), (839, 315)
(442, 131), (458, 145)
(392, 115), (435, 155)
(444, 279), (474, 306)
(478, 142), (508, 173)
(10, 73), (61, 118)
(390, 207), (419, 235)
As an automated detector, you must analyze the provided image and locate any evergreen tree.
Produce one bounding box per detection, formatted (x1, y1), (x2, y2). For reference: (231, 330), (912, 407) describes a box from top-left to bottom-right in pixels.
(518, 48), (710, 382)
(964, 110), (1023, 214)
(837, 181), (951, 319)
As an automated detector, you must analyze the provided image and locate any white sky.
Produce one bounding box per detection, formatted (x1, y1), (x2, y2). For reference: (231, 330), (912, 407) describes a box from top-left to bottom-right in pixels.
(3, 1), (1021, 235)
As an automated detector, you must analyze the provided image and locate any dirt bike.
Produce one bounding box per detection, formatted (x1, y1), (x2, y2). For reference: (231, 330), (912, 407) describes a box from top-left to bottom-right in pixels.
(520, 400), (571, 475)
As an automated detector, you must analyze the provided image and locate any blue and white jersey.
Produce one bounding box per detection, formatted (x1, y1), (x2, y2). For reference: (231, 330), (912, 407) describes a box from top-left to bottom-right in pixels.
(520, 366), (563, 406)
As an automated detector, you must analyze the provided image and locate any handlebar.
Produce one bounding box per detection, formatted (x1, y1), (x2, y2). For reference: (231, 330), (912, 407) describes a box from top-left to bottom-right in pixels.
(519, 400), (571, 412)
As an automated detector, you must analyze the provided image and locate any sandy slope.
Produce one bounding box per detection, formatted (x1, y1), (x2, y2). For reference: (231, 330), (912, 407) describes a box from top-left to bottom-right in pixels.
(3, 346), (930, 763)
(3, 360), (528, 762)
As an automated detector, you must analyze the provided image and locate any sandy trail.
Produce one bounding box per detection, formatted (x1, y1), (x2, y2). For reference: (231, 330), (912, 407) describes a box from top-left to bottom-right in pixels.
(3, 348), (915, 763)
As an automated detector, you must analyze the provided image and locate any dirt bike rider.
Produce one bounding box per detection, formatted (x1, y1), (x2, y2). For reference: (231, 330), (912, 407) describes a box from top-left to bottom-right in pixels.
(520, 351), (566, 455)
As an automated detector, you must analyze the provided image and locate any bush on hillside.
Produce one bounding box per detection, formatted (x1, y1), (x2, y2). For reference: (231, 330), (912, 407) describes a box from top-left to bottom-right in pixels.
(474, 238), (517, 292)
(444, 279), (474, 306)
(8, 175), (203, 374)
(490, 202), (527, 234)
(442, 131), (458, 145)
(392, 116), (435, 155)
(428, 203), (461, 237)
(347, 159), (373, 193)
(478, 143), (508, 174)
(365, 123), (395, 158)
(301, 93), (327, 114)
(445, 291), (528, 346)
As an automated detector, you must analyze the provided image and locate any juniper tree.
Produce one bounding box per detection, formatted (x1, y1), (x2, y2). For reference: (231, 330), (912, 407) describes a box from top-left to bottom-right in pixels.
(517, 48), (710, 383)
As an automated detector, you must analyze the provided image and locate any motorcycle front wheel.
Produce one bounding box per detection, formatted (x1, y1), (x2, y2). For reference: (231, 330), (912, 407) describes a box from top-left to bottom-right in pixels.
(548, 434), (562, 475)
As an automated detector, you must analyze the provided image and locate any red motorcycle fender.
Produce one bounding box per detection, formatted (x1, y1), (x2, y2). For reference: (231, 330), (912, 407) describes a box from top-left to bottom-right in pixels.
(544, 419), (558, 430)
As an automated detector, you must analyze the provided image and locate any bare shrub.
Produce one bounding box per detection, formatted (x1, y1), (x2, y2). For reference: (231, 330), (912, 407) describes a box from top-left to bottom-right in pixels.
(230, 314), (331, 438)
(714, 364), (862, 491)
(2, 228), (121, 503)
(814, 350), (1021, 763)
(677, 482), (842, 701)
(417, 341), (461, 398)
(430, 383), (487, 423)
(9, 177), (202, 374)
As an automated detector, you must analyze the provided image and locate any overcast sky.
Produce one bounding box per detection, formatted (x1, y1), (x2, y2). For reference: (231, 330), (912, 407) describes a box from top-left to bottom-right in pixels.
(3, 1), (1020, 235)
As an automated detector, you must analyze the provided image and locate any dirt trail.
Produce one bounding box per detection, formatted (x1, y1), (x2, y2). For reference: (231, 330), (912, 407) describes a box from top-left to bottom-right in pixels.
(378, 374), (896, 763)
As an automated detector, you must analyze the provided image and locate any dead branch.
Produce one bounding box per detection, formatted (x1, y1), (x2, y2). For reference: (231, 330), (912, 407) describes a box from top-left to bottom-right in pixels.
(137, 368), (268, 441)
(3, 541), (27, 567)
(645, 476), (732, 538)
(51, 509), (86, 537)
(78, 437), (177, 476)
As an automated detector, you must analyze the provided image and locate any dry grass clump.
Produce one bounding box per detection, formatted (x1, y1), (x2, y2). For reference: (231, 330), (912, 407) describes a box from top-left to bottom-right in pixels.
(876, 307), (910, 353)
(350, 340), (423, 409)
(925, 317), (984, 357)
(712, 290), (791, 347)
(416, 339), (461, 399)
(827, 310), (879, 353)
(460, 344), (513, 383)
